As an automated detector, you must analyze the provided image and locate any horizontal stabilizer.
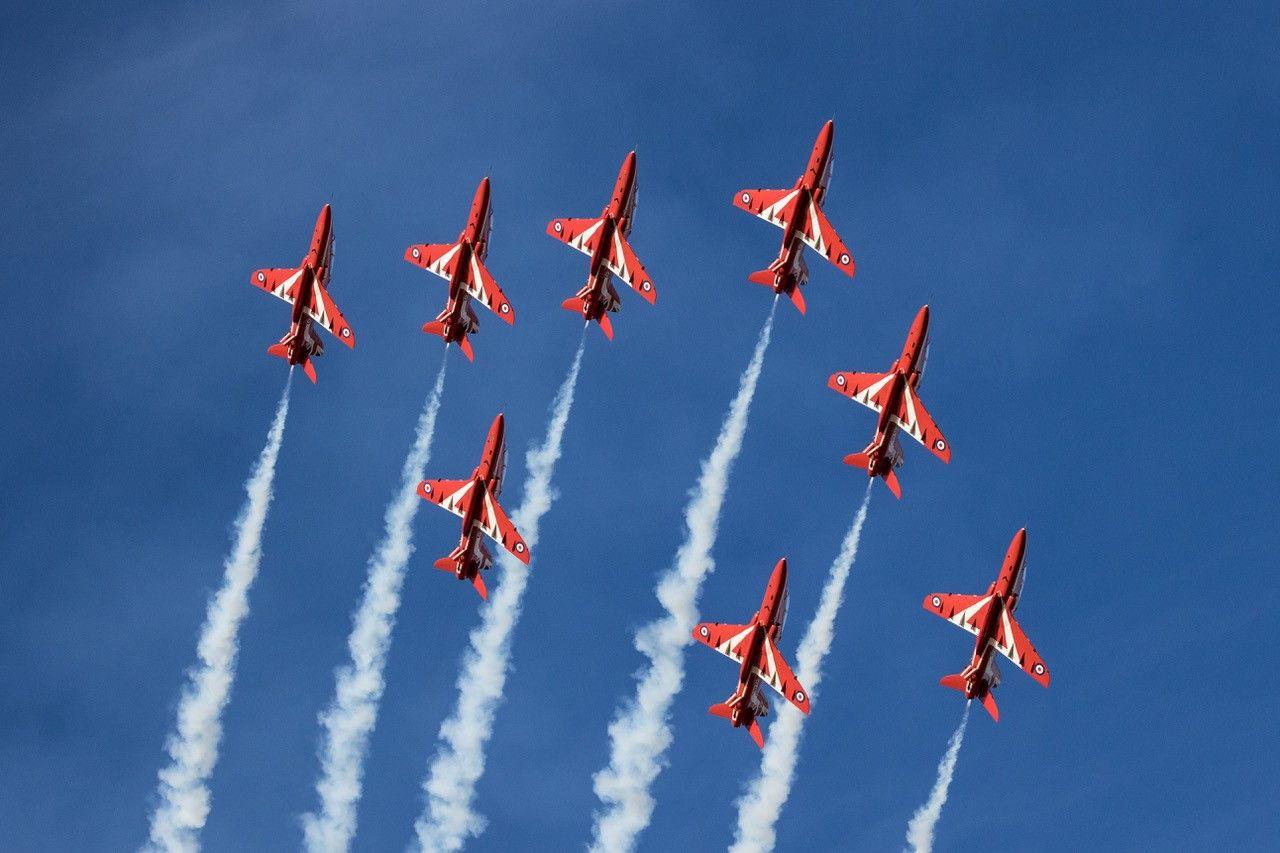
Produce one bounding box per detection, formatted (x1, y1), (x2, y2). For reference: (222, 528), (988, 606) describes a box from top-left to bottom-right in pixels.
(422, 321), (446, 339)
(748, 719), (764, 749)
(884, 468), (902, 499)
(458, 335), (475, 363)
(708, 702), (734, 720)
(981, 692), (999, 722)
(788, 285), (806, 315)
(472, 572), (488, 600)
(561, 297), (586, 313)
(267, 343), (290, 360)
(433, 558), (456, 573)
(598, 313), (614, 340)
(748, 269), (775, 287)
(843, 452), (870, 471)
(302, 358), (317, 384)
(939, 673), (967, 693)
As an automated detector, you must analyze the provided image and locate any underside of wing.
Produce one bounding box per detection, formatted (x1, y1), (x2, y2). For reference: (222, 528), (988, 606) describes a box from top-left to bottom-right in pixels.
(891, 386), (950, 462)
(604, 230), (657, 304)
(417, 479), (475, 520)
(405, 242), (464, 281)
(733, 188), (799, 230)
(251, 267), (304, 304)
(995, 610), (1051, 687)
(798, 200), (856, 276)
(753, 636), (811, 714)
(478, 491), (529, 563)
(922, 592), (994, 637)
(461, 253), (516, 324)
(305, 283), (355, 347)
(692, 622), (754, 665)
(828, 371), (896, 414)
(547, 217), (606, 257)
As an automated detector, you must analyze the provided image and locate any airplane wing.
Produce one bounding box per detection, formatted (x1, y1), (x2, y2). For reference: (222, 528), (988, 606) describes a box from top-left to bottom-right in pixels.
(733, 188), (801, 230)
(477, 491), (530, 563)
(547, 217), (607, 257)
(692, 622), (755, 664)
(994, 610), (1051, 687)
(754, 635), (811, 714)
(304, 283), (355, 347)
(460, 253), (516, 324)
(891, 386), (950, 462)
(604, 230), (657, 304)
(405, 242), (464, 281)
(798, 200), (856, 276)
(922, 592), (996, 637)
(828, 371), (897, 414)
(251, 267), (304, 303)
(417, 479), (477, 519)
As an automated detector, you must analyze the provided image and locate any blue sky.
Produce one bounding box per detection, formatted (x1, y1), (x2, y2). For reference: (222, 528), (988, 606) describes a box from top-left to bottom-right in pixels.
(2, 2), (1278, 850)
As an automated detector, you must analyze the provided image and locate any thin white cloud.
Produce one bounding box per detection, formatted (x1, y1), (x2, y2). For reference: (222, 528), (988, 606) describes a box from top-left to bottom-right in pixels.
(589, 305), (777, 853)
(145, 377), (293, 853)
(302, 359), (448, 853)
(729, 482), (873, 853)
(904, 704), (971, 853)
(411, 338), (586, 853)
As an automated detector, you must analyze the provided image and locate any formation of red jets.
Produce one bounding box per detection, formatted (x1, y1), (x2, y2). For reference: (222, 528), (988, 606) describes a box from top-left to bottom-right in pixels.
(247, 120), (1050, 745)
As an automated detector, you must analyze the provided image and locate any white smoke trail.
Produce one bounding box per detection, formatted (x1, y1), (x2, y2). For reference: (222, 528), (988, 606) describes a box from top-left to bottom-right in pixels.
(589, 304), (778, 853)
(904, 704), (971, 853)
(729, 481), (873, 853)
(145, 376), (293, 853)
(411, 337), (587, 853)
(301, 358), (448, 853)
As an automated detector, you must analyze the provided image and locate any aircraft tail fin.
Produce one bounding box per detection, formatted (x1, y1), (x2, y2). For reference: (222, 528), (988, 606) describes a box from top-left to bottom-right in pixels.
(981, 691), (1000, 722)
(598, 312), (614, 340)
(458, 335), (475, 362)
(471, 572), (488, 600)
(301, 358), (317, 384)
(748, 269), (776, 287)
(747, 718), (765, 749)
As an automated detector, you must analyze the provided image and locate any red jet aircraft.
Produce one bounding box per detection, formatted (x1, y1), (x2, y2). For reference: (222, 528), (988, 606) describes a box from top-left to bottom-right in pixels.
(828, 305), (950, 498)
(732, 119), (856, 314)
(923, 528), (1051, 721)
(545, 151), (656, 339)
(416, 413), (529, 599)
(692, 558), (810, 748)
(250, 204), (355, 383)
(405, 178), (516, 362)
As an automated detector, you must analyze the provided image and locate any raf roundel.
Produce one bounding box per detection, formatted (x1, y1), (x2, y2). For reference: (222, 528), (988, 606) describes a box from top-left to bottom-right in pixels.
(422, 483), (432, 495)
(794, 690), (806, 703)
(514, 542), (525, 554)
(836, 374), (846, 387)
(642, 281), (652, 292)
(256, 271), (266, 283)
(553, 221), (563, 234)
(699, 625), (710, 638)
(412, 246), (421, 260)
(839, 252), (851, 266)
(341, 328), (351, 339)
(500, 303), (511, 314)
(741, 192), (751, 204)
(1034, 663), (1045, 676)
(934, 439), (947, 451)
(931, 595), (942, 608)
